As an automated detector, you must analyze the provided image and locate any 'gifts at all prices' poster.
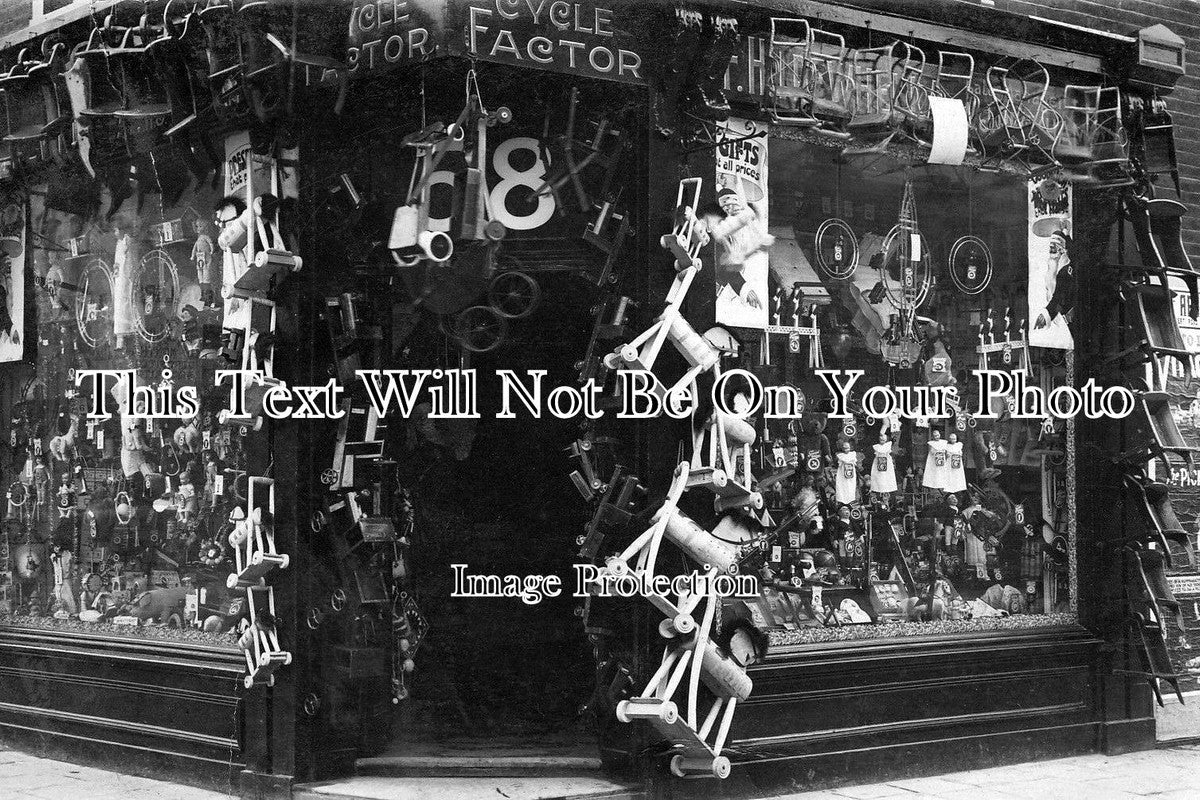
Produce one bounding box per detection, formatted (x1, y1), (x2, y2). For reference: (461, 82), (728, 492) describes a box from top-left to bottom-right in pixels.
(712, 118), (770, 330)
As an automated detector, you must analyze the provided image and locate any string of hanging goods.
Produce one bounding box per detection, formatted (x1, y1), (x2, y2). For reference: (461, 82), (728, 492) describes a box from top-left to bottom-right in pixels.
(877, 174), (930, 368)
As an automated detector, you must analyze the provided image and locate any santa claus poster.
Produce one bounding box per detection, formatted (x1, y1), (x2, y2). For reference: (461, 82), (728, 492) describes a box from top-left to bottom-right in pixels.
(713, 119), (770, 330)
(1027, 179), (1074, 351)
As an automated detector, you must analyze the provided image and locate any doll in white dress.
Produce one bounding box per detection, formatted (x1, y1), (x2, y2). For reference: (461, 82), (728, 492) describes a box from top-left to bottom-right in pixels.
(922, 428), (947, 489)
(834, 440), (860, 506)
(943, 432), (967, 494)
(871, 429), (898, 496)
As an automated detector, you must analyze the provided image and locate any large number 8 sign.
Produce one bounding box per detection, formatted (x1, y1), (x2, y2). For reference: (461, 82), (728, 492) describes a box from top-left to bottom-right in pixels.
(489, 137), (555, 231)
(424, 137), (556, 234)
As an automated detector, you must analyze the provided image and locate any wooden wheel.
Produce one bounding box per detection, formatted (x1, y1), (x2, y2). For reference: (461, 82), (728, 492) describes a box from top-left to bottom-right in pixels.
(453, 305), (507, 353)
(133, 249), (180, 343)
(487, 271), (539, 319)
(76, 257), (114, 348)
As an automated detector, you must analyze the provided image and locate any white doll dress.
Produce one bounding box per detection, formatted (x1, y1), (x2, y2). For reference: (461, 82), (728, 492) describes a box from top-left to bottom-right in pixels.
(943, 440), (967, 493)
(835, 451), (858, 506)
(923, 438), (948, 489)
(871, 440), (898, 493)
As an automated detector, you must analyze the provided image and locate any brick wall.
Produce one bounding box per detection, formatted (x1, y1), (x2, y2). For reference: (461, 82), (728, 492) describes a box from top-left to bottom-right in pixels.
(0, 1), (31, 41)
(970, 0), (1200, 265)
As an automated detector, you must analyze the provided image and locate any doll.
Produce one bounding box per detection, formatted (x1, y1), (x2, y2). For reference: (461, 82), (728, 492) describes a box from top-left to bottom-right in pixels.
(834, 440), (859, 506)
(111, 220), (140, 347)
(33, 455), (50, 507)
(203, 450), (219, 507)
(175, 472), (198, 524)
(943, 432), (967, 494)
(790, 474), (822, 545)
(828, 506), (865, 576)
(871, 429), (898, 497)
(191, 218), (216, 307)
(922, 428), (947, 490)
(50, 544), (78, 615)
(942, 493), (966, 549)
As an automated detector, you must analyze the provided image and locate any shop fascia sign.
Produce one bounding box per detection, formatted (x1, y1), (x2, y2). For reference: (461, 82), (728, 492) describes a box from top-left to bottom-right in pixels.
(346, 0), (643, 83)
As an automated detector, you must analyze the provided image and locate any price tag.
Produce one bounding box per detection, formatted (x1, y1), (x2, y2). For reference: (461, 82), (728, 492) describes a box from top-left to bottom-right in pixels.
(909, 233), (921, 261)
(771, 545), (782, 564)
(811, 585), (823, 610)
(1025, 581), (1037, 595)
(202, 431), (211, 450)
(975, 564), (988, 580)
(214, 475), (225, 496)
(96, 429), (104, 450)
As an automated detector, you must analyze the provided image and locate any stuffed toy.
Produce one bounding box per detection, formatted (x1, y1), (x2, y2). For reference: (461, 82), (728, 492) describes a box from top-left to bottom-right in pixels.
(127, 585), (189, 625)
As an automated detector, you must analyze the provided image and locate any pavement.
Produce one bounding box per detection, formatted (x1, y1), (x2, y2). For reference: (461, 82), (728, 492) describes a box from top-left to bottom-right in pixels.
(4, 743), (1200, 800)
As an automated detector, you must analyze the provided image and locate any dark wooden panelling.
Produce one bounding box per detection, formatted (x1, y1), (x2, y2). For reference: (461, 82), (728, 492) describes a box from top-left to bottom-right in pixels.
(660, 628), (1105, 799)
(0, 627), (245, 792)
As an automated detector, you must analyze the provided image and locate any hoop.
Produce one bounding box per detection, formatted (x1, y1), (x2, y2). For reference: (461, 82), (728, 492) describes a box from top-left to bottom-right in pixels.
(132, 249), (180, 343)
(813, 218), (858, 280)
(948, 235), (993, 295)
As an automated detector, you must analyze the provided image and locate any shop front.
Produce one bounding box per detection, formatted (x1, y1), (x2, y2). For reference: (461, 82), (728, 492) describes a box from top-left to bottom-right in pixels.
(0, 2), (1194, 799)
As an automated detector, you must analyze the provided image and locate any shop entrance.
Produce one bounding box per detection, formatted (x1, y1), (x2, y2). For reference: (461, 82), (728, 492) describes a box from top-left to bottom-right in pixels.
(302, 62), (646, 783)
(385, 273), (609, 766)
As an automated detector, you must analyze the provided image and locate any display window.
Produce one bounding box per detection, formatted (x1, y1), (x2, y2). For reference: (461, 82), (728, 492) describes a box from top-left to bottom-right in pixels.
(731, 140), (1077, 643)
(1, 131), (293, 647)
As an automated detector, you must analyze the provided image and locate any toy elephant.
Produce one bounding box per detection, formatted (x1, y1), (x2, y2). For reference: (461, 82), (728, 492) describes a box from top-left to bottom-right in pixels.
(127, 586), (189, 625)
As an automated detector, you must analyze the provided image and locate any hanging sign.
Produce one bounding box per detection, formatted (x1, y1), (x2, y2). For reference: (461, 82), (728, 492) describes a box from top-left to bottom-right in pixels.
(347, 0), (644, 83)
(0, 197), (27, 363)
(1027, 179), (1074, 351)
(713, 118), (769, 330)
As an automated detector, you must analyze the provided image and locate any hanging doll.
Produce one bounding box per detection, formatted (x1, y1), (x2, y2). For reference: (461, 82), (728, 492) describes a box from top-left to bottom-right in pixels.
(191, 218), (216, 307)
(111, 219), (139, 347)
(834, 440), (860, 507)
(922, 428), (947, 490)
(33, 455), (50, 508)
(943, 432), (967, 495)
(203, 450), (220, 508)
(871, 429), (898, 498)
